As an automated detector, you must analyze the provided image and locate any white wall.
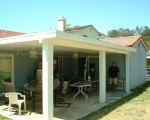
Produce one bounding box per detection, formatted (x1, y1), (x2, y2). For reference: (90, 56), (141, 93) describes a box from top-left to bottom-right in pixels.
(129, 41), (147, 89)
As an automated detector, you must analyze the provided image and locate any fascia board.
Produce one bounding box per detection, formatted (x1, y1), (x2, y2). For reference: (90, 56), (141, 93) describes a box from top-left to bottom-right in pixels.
(132, 39), (149, 52)
(56, 30), (136, 52)
(0, 30), (57, 44)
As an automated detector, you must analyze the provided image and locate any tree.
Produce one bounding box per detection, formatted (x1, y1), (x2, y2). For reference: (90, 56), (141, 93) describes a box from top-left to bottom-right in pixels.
(107, 26), (150, 41)
(107, 28), (134, 38)
(107, 29), (120, 38)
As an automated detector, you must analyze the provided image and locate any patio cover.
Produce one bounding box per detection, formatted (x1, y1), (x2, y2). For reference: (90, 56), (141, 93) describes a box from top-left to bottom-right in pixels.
(0, 30), (136, 120)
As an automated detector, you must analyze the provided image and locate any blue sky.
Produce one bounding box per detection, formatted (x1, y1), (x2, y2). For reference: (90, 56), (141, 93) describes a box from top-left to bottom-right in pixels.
(0, 0), (150, 35)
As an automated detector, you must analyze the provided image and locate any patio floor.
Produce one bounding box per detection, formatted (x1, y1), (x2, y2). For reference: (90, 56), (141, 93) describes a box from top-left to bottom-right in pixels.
(0, 90), (131, 120)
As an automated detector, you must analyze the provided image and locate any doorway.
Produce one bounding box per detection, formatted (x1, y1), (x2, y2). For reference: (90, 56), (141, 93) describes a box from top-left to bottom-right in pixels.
(78, 58), (86, 78)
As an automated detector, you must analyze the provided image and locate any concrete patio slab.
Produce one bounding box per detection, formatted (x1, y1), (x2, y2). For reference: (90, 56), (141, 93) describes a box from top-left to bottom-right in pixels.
(0, 90), (131, 120)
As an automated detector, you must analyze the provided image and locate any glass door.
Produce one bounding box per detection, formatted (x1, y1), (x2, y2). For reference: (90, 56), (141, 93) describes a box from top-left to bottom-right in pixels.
(0, 57), (11, 93)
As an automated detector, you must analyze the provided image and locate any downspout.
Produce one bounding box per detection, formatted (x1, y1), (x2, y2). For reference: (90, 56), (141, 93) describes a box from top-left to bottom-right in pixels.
(84, 55), (99, 80)
(84, 55), (92, 80)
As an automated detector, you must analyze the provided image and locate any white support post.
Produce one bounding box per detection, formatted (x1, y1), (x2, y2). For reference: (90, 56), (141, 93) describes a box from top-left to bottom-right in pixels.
(42, 42), (54, 120)
(125, 54), (130, 92)
(99, 50), (106, 102)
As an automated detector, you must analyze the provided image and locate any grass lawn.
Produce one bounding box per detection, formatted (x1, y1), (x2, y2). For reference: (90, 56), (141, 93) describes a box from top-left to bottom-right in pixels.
(79, 81), (150, 120)
(0, 114), (11, 120)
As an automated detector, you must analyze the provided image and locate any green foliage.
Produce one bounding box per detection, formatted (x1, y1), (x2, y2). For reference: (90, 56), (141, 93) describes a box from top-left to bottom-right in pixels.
(107, 26), (150, 41)
(107, 28), (134, 38)
(68, 74), (84, 82)
(0, 114), (11, 120)
(143, 36), (150, 41)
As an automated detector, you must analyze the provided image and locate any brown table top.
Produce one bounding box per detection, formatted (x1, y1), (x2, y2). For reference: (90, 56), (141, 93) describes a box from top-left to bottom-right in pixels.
(81, 80), (99, 83)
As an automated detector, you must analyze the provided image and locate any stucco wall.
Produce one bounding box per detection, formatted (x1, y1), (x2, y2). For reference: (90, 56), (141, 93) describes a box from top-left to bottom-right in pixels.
(89, 53), (125, 79)
(0, 51), (42, 88)
(14, 54), (42, 88)
(106, 53), (125, 79)
(69, 26), (99, 39)
(129, 41), (147, 89)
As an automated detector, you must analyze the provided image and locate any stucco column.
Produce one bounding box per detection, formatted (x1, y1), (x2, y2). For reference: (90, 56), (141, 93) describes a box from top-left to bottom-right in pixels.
(42, 42), (53, 120)
(99, 50), (106, 102)
(125, 53), (130, 92)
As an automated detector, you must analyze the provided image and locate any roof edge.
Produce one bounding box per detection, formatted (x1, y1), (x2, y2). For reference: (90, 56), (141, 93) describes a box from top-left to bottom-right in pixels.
(132, 35), (149, 52)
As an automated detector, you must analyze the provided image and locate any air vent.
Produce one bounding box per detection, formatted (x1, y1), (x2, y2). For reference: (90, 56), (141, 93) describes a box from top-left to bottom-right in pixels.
(83, 34), (88, 37)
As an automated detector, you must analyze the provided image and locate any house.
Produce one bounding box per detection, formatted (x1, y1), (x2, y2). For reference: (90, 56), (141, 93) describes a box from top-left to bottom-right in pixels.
(0, 16), (148, 119)
(66, 24), (108, 40)
(104, 35), (149, 89)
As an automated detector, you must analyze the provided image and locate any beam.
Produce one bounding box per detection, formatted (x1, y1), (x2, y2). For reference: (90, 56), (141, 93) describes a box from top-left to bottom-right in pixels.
(51, 38), (132, 54)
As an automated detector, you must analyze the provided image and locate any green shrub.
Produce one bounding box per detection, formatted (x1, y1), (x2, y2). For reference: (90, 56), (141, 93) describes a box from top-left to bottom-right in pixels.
(68, 74), (84, 82)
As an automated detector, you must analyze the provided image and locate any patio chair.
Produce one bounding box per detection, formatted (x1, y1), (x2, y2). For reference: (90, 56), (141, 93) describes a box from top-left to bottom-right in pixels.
(28, 77), (38, 86)
(33, 83), (42, 111)
(54, 77), (65, 102)
(5, 92), (26, 115)
(3, 82), (24, 104)
(3, 82), (23, 93)
(54, 77), (71, 107)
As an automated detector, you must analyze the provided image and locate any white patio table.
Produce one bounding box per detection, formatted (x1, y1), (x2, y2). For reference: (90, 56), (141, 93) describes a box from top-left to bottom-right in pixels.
(70, 83), (91, 101)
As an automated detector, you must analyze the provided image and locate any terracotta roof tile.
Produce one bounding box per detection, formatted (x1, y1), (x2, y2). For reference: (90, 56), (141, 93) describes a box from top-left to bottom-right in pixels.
(104, 35), (149, 51)
(104, 35), (142, 47)
(0, 29), (26, 38)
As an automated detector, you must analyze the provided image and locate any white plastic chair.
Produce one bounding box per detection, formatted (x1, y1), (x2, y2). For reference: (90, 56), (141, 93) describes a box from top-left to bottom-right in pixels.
(5, 92), (26, 115)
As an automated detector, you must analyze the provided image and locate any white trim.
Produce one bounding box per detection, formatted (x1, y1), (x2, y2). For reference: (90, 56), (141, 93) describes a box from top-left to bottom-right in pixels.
(141, 40), (149, 52)
(0, 54), (14, 82)
(0, 31), (56, 44)
(125, 54), (130, 92)
(133, 38), (149, 52)
(42, 42), (53, 120)
(0, 30), (136, 53)
(99, 50), (106, 102)
(51, 39), (134, 54)
(55, 31), (136, 52)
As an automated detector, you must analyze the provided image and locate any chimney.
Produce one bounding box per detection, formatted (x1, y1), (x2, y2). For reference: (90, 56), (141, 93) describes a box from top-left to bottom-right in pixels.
(57, 16), (66, 32)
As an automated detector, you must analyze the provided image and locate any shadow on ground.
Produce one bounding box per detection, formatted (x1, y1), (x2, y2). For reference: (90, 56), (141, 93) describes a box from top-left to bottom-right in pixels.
(79, 81), (150, 120)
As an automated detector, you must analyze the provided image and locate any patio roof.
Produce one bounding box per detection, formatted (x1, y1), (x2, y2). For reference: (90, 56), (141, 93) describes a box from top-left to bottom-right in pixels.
(0, 30), (136, 54)
(0, 29), (135, 120)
